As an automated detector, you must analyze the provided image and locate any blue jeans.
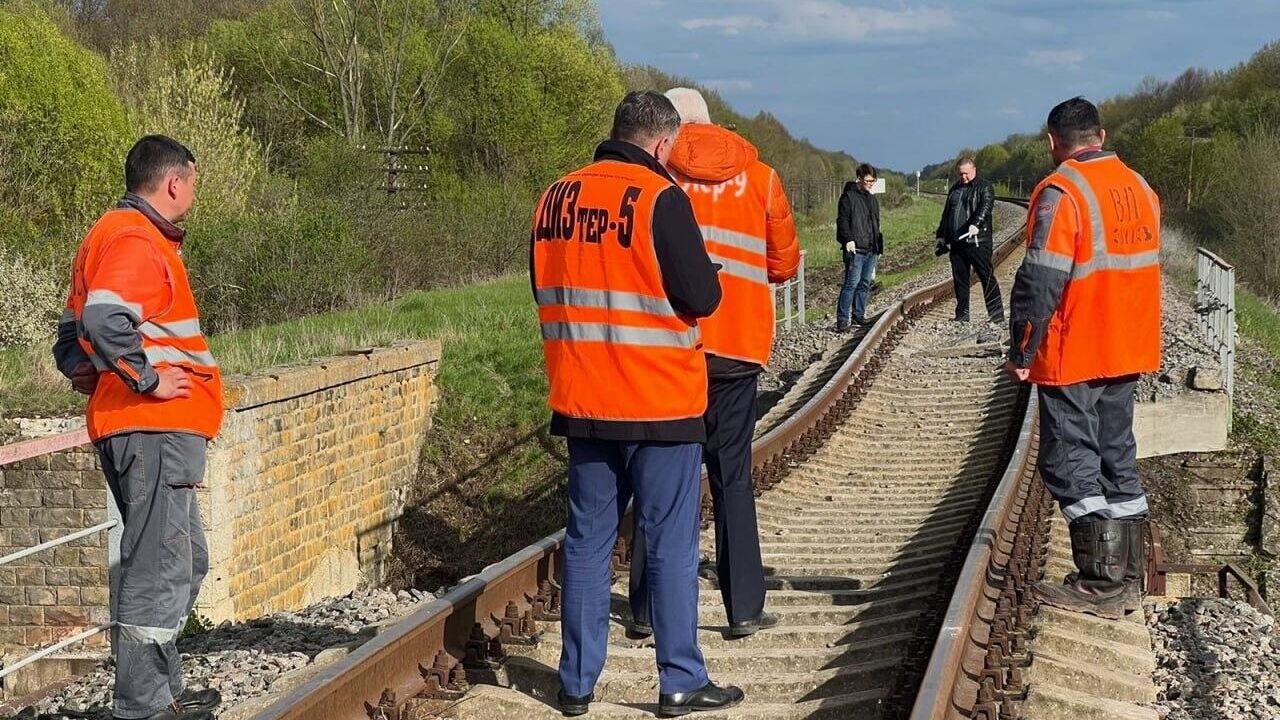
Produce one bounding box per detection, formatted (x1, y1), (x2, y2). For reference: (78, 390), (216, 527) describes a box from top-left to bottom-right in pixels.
(837, 251), (878, 324)
(559, 439), (709, 696)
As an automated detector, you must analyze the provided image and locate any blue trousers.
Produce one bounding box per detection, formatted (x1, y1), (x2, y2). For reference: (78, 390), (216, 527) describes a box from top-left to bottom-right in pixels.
(560, 438), (708, 696)
(837, 251), (877, 323)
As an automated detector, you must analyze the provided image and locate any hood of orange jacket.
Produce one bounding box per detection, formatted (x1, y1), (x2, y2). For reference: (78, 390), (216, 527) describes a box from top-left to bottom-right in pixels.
(668, 124), (760, 184)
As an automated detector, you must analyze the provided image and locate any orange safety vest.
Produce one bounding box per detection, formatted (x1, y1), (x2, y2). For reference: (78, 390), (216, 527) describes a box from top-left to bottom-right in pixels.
(69, 208), (225, 441)
(668, 124), (798, 366)
(1023, 153), (1162, 385)
(532, 160), (708, 422)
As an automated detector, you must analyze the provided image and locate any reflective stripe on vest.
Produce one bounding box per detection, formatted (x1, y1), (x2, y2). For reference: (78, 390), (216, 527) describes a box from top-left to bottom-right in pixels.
(540, 321), (700, 349)
(1051, 163), (1161, 280)
(706, 251), (769, 285)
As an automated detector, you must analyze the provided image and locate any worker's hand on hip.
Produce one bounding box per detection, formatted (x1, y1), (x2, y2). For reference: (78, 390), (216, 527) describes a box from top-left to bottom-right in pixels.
(151, 366), (193, 400)
(844, 241), (857, 253)
(1003, 360), (1030, 384)
(70, 362), (98, 396)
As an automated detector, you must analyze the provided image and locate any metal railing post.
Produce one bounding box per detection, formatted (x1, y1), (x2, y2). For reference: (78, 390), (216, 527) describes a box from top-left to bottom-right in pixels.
(798, 251), (807, 325)
(784, 279), (794, 331)
(1195, 248), (1236, 429)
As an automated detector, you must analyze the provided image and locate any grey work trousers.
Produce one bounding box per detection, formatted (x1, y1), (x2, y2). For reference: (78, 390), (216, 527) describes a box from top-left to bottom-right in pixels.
(97, 432), (209, 719)
(1037, 376), (1149, 523)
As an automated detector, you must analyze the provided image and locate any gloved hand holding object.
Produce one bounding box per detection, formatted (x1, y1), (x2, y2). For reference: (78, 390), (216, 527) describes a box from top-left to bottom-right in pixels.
(959, 224), (980, 244)
(845, 241), (857, 253)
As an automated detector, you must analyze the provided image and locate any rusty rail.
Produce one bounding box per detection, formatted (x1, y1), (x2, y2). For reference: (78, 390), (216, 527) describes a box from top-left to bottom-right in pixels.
(255, 200), (1034, 720)
(907, 195), (1052, 720)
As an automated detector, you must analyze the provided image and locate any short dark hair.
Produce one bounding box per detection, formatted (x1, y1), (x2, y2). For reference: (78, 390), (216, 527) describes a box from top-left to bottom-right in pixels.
(957, 156), (976, 169)
(856, 163), (877, 180)
(1047, 97), (1103, 149)
(125, 135), (196, 193)
(610, 91), (681, 147)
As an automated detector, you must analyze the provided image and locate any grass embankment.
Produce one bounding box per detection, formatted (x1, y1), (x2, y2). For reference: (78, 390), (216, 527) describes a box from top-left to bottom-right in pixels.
(0, 198), (947, 587)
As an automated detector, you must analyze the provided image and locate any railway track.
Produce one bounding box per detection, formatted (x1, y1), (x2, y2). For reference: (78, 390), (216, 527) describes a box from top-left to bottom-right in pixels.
(253, 200), (1127, 720)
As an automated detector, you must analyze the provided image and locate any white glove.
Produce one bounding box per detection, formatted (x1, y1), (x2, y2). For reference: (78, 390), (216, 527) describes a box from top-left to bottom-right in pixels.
(961, 225), (980, 242)
(845, 241), (857, 253)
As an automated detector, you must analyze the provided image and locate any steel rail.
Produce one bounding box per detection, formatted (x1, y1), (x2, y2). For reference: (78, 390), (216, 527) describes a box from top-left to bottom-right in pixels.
(256, 199), (1035, 720)
(909, 196), (1061, 720)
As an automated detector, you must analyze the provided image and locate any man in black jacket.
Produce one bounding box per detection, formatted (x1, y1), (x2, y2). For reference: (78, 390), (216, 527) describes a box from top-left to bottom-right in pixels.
(935, 158), (1004, 323)
(836, 163), (883, 330)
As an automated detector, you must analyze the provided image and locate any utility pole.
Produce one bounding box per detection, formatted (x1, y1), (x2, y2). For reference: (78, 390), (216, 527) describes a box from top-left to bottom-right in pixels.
(1181, 131), (1212, 210)
(915, 170), (921, 196)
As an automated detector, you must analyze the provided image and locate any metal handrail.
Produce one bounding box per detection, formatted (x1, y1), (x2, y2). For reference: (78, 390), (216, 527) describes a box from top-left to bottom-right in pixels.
(772, 249), (807, 330)
(0, 429), (117, 682)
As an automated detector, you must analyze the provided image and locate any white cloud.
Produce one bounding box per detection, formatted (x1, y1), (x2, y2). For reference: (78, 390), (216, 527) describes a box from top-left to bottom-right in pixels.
(771, 0), (954, 41)
(1023, 49), (1087, 71)
(680, 1), (954, 43)
(702, 78), (756, 92)
(680, 15), (769, 36)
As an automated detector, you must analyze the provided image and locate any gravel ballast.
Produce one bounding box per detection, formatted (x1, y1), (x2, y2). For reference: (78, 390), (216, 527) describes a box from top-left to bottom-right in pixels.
(13, 588), (432, 719)
(1148, 598), (1280, 720)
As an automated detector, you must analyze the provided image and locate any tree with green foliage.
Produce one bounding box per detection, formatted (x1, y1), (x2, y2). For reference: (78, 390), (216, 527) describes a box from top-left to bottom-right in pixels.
(0, 3), (130, 254)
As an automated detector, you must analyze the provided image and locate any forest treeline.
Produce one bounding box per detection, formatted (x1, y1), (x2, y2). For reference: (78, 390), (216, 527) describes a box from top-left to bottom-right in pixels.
(0, 0), (857, 347)
(923, 40), (1280, 296)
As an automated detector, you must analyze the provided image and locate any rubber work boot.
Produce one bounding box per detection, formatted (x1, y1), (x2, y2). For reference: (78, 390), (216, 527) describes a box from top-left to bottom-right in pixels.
(1031, 517), (1127, 620)
(1121, 518), (1147, 613)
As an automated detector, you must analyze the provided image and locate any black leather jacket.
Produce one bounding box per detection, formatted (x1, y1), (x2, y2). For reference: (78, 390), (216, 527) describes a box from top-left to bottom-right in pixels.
(936, 176), (994, 244)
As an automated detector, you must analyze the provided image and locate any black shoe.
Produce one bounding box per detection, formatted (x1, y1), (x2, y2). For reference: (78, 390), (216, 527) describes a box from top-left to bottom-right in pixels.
(854, 316), (875, 327)
(836, 321), (851, 332)
(558, 689), (593, 717)
(176, 688), (222, 713)
(658, 682), (745, 717)
(728, 611), (779, 638)
(952, 316), (970, 323)
(626, 620), (653, 640)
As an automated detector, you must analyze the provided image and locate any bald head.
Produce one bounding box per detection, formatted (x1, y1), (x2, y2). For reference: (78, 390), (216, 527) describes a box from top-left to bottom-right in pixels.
(664, 87), (712, 124)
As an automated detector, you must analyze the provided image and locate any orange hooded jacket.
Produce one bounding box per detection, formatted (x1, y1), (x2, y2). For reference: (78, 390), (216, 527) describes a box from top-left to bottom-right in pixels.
(667, 124), (800, 367)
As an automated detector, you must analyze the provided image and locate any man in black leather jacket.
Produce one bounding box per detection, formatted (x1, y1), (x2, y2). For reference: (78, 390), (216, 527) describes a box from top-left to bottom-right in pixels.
(935, 158), (1004, 323)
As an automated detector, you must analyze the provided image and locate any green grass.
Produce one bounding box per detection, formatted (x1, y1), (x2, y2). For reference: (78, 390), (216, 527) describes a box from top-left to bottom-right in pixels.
(1237, 287), (1280, 358)
(796, 195), (942, 271)
(2, 279), (547, 453)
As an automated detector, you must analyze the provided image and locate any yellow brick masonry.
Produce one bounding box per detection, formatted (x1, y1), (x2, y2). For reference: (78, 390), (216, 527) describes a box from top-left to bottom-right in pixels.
(202, 342), (440, 621)
(0, 341), (440, 648)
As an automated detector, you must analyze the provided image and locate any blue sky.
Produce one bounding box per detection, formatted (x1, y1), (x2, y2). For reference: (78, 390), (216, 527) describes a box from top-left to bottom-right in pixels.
(597, 0), (1280, 172)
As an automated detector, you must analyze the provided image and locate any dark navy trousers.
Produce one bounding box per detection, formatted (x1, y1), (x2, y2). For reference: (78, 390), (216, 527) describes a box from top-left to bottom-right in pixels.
(631, 374), (766, 627)
(1037, 376), (1149, 523)
(559, 438), (709, 696)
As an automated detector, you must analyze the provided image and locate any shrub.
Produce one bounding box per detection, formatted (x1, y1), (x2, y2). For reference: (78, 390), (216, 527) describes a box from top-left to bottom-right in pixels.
(186, 194), (377, 333)
(110, 41), (266, 216)
(1204, 128), (1280, 294)
(0, 3), (130, 255)
(0, 247), (62, 349)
